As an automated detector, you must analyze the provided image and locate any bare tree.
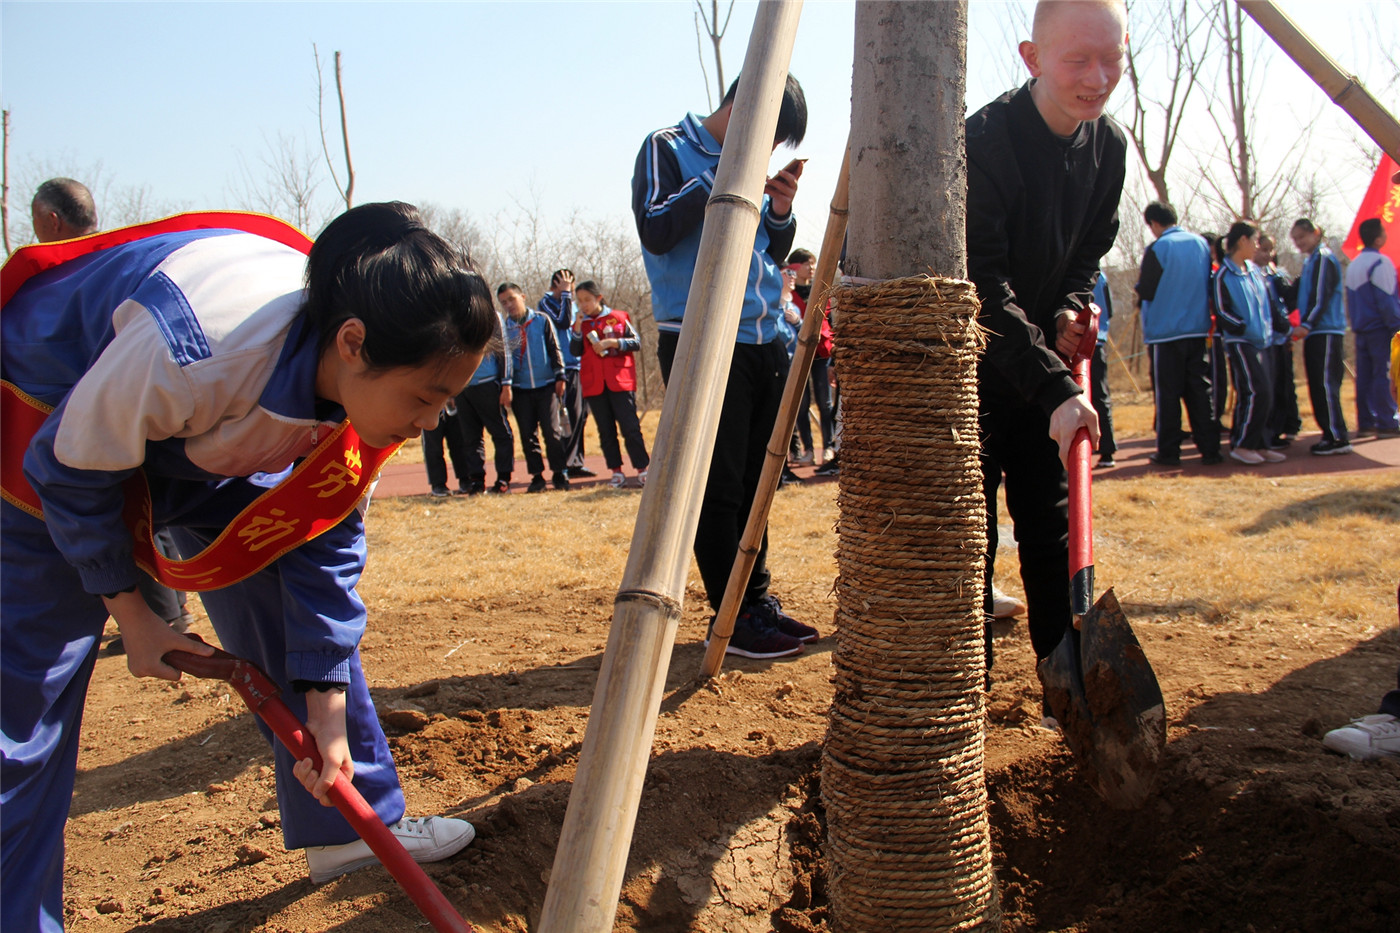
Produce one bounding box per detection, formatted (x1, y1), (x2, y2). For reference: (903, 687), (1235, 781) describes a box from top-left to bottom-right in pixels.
(694, 1), (736, 107)
(230, 132), (329, 233)
(1188, 0), (1324, 231)
(314, 44), (356, 211)
(3, 110), (11, 256)
(5, 156), (186, 249)
(1118, 0), (1211, 206)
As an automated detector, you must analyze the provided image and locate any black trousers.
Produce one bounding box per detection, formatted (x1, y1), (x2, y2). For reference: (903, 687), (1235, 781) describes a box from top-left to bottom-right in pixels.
(1268, 341), (1303, 439)
(555, 369), (589, 470)
(459, 382), (515, 482)
(1209, 337), (1229, 425)
(422, 410), (469, 489)
(511, 385), (566, 477)
(658, 332), (785, 612)
(1150, 337), (1220, 459)
(1090, 343), (1117, 458)
(981, 402), (1071, 670)
(1226, 341), (1275, 450)
(1303, 333), (1350, 444)
(588, 389), (650, 471)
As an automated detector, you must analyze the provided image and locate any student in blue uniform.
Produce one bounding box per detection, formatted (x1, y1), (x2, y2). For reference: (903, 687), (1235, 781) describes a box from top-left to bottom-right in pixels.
(1290, 218), (1352, 455)
(1213, 220), (1292, 464)
(1, 203), (489, 932)
(1345, 218), (1400, 436)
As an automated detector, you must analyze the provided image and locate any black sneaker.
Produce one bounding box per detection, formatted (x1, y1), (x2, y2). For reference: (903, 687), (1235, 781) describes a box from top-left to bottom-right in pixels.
(779, 466), (805, 487)
(813, 457), (840, 477)
(708, 608), (804, 660)
(462, 480), (486, 496)
(1148, 453), (1180, 467)
(1310, 439), (1354, 456)
(567, 466), (597, 479)
(1095, 456), (1116, 469)
(1200, 452), (1225, 465)
(1375, 428), (1400, 438)
(527, 475), (547, 493)
(1266, 437), (1291, 450)
(488, 479), (511, 494)
(429, 485), (450, 498)
(552, 472), (571, 491)
(754, 594), (819, 642)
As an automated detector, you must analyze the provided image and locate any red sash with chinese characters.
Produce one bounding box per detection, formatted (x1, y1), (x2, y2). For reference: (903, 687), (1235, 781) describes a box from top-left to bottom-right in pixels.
(1, 212), (402, 591)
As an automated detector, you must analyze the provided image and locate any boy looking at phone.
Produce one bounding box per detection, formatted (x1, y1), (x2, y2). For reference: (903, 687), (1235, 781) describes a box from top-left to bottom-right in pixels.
(631, 73), (818, 660)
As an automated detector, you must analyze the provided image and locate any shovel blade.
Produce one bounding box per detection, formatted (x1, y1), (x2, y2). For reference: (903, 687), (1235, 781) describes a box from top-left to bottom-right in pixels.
(1037, 588), (1166, 809)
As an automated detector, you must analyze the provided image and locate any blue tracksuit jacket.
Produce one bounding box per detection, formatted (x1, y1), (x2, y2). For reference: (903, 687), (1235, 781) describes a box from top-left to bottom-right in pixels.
(631, 112), (796, 345)
(505, 309), (565, 390)
(1297, 243), (1346, 335)
(1345, 247), (1400, 334)
(1213, 257), (1291, 350)
(1134, 226), (1212, 344)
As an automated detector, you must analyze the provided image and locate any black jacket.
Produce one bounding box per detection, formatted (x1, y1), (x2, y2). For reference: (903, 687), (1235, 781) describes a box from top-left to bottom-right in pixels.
(966, 82), (1128, 416)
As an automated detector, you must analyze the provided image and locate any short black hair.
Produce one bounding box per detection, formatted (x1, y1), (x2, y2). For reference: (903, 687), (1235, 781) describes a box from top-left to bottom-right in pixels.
(33, 177), (98, 232)
(302, 201), (495, 371)
(1225, 220), (1258, 254)
(786, 248), (815, 265)
(1359, 218), (1384, 248)
(550, 269), (574, 287)
(1142, 201), (1177, 228)
(721, 73), (807, 148)
(496, 281), (524, 298)
(1292, 218), (1319, 234)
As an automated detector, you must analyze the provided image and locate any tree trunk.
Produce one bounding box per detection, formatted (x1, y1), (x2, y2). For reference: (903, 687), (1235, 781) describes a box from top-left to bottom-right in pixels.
(827, 4), (996, 931)
(846, 2), (967, 279)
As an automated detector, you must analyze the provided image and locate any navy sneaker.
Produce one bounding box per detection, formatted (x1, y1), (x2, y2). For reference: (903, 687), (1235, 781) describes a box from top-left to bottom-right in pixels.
(527, 475), (547, 493)
(552, 472), (571, 491)
(706, 608), (803, 660)
(1310, 438), (1354, 456)
(755, 594), (819, 643)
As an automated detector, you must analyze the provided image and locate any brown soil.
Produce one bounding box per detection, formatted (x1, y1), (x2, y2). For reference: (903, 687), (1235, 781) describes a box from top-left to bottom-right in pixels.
(64, 464), (1400, 932)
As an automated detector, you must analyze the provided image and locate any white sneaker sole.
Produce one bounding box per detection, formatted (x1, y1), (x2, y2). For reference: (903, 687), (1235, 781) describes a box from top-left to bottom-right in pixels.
(307, 820), (475, 884)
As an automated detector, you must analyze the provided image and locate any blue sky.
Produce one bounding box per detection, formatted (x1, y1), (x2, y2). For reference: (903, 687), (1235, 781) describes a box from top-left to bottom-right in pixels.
(3, 1), (1396, 257)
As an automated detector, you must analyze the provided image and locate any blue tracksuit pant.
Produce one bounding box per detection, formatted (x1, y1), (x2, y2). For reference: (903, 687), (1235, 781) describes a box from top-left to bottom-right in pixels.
(1355, 329), (1400, 432)
(1, 495), (404, 932)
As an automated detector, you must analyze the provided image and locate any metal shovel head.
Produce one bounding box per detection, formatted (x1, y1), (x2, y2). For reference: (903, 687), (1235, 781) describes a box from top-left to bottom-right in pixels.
(1037, 587), (1166, 809)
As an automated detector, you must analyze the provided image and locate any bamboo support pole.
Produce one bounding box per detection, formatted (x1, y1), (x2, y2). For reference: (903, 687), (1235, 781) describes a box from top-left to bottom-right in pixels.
(536, 4), (804, 931)
(1237, 1), (1400, 164)
(700, 140), (851, 677)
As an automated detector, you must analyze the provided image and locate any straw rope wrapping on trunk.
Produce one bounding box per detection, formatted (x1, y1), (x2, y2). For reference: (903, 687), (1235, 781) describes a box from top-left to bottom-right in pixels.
(823, 275), (997, 932)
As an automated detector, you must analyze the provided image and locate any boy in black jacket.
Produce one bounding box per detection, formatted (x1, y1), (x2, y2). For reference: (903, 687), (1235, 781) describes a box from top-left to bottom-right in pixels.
(966, 0), (1127, 707)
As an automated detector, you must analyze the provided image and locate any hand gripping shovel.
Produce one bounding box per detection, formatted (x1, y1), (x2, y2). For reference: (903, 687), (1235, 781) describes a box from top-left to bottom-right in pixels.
(1036, 304), (1167, 810)
(164, 635), (474, 933)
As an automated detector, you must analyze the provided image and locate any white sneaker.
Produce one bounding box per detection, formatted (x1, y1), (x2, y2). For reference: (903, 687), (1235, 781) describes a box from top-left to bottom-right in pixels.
(305, 816), (476, 883)
(1260, 449), (1286, 462)
(1229, 448), (1265, 464)
(638, 468), (647, 487)
(1322, 714), (1400, 761)
(609, 471), (627, 488)
(991, 586), (1026, 619)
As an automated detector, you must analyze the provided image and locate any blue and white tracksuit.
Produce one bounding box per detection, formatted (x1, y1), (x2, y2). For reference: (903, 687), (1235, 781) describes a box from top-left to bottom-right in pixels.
(1213, 257), (1290, 450)
(1090, 272), (1118, 458)
(1, 231), (404, 932)
(1134, 226), (1217, 458)
(505, 309), (567, 477)
(1297, 243), (1350, 443)
(1345, 247), (1400, 431)
(631, 112), (796, 345)
(630, 111), (797, 612)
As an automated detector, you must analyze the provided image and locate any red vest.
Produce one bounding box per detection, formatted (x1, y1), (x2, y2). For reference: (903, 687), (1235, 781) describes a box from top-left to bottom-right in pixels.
(578, 309), (638, 396)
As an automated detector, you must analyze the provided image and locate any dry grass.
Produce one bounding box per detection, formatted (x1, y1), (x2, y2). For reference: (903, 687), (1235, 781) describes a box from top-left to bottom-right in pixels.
(362, 467), (1398, 642)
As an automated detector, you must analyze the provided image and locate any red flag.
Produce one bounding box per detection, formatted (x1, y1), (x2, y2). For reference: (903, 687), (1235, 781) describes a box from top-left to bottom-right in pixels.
(1343, 154), (1400, 265)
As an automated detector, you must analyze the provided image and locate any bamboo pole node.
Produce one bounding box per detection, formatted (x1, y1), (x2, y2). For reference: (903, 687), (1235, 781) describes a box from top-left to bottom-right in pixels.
(823, 273), (998, 932)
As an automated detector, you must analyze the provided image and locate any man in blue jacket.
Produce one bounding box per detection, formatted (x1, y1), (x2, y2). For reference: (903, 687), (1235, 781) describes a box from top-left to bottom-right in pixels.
(1133, 201), (1222, 466)
(1290, 218), (1352, 454)
(630, 73), (818, 660)
(1345, 218), (1400, 436)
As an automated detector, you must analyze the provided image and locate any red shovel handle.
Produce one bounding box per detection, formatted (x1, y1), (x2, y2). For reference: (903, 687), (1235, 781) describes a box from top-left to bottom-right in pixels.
(1066, 304), (1099, 618)
(164, 635), (473, 933)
